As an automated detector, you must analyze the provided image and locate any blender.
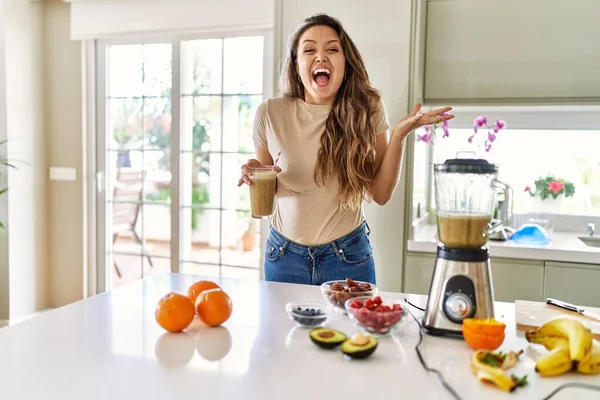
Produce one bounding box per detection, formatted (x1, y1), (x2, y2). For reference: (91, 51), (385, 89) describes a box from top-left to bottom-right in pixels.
(422, 156), (513, 338)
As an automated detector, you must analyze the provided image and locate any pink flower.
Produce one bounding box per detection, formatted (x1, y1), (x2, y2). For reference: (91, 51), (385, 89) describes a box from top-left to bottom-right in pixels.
(548, 181), (564, 194)
(474, 116), (487, 133)
(524, 186), (531, 192)
(468, 135), (475, 143)
(487, 132), (497, 142)
(417, 132), (433, 145)
(493, 119), (506, 133)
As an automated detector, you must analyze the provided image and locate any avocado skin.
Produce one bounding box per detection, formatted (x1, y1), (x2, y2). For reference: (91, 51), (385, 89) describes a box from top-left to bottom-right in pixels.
(340, 336), (379, 359)
(309, 328), (347, 349)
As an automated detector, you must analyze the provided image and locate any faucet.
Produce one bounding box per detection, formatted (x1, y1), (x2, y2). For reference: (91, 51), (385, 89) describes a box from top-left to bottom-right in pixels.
(588, 223), (596, 237)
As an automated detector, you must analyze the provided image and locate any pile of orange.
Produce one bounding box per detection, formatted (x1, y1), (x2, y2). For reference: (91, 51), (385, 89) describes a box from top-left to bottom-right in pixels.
(462, 318), (506, 350)
(155, 279), (233, 333)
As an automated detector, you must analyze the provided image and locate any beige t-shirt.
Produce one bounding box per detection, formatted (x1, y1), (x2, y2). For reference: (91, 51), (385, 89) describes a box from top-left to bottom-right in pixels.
(252, 96), (390, 245)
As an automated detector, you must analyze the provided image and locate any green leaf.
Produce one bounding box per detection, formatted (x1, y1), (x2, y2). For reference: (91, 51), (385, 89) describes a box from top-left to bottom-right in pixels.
(511, 374), (528, 388)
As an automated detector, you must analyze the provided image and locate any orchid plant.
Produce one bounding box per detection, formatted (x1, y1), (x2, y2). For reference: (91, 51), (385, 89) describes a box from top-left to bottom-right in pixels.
(525, 175), (575, 200)
(417, 114), (507, 153)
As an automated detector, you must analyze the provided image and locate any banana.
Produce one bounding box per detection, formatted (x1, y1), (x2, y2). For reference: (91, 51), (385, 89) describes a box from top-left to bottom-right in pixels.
(577, 340), (600, 375)
(542, 336), (570, 352)
(471, 350), (519, 392)
(525, 317), (593, 364)
(534, 347), (573, 377)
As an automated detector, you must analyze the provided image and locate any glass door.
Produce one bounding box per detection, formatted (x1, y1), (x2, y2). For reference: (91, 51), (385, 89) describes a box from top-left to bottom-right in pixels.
(96, 32), (270, 291)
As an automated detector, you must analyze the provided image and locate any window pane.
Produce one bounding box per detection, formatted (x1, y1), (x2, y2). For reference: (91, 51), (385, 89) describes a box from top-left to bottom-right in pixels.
(181, 262), (220, 278)
(181, 96), (222, 151)
(109, 253), (142, 289)
(143, 150), (172, 202)
(109, 44), (143, 97)
(181, 151), (217, 208)
(223, 153), (250, 211)
(222, 95), (262, 153)
(220, 211), (261, 269)
(223, 36), (264, 94)
(142, 43), (172, 97)
(427, 128), (600, 216)
(181, 209), (221, 265)
(144, 97), (172, 150)
(109, 98), (143, 150)
(182, 39), (223, 95)
(142, 203), (171, 260)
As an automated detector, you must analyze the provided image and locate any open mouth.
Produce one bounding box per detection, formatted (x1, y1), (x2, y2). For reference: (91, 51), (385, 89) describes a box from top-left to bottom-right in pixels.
(312, 68), (331, 87)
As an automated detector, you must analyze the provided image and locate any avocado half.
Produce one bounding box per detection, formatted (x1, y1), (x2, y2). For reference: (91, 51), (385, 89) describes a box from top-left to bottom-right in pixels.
(309, 328), (347, 349)
(340, 333), (379, 359)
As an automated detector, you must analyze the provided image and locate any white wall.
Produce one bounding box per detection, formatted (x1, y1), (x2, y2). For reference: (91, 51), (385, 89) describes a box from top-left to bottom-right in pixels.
(68, 0), (275, 39)
(44, 0), (85, 309)
(2, 0), (47, 321)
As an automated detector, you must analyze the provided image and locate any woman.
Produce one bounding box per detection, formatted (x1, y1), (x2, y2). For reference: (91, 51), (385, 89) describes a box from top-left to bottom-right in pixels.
(238, 13), (453, 285)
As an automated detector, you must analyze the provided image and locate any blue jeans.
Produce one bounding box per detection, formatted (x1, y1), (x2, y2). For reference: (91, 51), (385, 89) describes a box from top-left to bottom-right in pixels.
(264, 221), (376, 286)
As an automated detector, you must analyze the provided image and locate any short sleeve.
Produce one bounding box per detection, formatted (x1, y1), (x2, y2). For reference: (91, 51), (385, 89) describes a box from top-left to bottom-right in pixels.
(372, 98), (391, 136)
(253, 100), (268, 149)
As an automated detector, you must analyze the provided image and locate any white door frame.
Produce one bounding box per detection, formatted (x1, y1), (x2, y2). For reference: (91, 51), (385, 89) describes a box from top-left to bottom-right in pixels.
(87, 29), (274, 295)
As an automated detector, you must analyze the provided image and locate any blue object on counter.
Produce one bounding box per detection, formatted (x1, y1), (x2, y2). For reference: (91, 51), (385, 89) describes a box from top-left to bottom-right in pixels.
(509, 223), (551, 245)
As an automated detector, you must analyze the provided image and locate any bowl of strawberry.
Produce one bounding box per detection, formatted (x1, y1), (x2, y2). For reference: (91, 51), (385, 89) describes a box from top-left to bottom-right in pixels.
(344, 296), (407, 337)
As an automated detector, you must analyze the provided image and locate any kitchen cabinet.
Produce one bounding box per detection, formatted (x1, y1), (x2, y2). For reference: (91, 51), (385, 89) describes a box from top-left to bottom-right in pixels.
(489, 258), (544, 302)
(404, 252), (544, 302)
(544, 262), (600, 308)
(403, 253), (435, 295)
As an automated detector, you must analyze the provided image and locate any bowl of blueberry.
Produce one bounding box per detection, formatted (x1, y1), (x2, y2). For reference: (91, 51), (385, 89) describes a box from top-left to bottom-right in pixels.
(285, 301), (332, 328)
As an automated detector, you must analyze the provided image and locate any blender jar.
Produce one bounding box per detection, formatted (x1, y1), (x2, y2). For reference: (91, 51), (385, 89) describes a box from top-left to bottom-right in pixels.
(434, 157), (512, 248)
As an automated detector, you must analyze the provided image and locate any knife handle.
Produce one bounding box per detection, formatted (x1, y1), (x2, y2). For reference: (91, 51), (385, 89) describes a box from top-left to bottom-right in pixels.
(546, 298), (580, 313)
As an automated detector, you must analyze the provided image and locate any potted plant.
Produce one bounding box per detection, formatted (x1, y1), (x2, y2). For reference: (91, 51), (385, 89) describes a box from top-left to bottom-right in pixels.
(524, 175), (575, 213)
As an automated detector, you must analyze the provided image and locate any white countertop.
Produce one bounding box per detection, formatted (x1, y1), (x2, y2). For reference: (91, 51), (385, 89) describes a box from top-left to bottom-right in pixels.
(408, 224), (600, 265)
(1, 273), (600, 399)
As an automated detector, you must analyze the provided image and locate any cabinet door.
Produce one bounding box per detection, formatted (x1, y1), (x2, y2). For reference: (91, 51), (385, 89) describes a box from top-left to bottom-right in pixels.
(403, 252), (436, 295)
(490, 258), (544, 302)
(545, 262), (600, 308)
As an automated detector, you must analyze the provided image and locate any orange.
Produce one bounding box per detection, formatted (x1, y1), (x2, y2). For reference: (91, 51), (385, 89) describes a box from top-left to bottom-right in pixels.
(462, 318), (506, 336)
(188, 280), (221, 305)
(463, 323), (505, 351)
(155, 292), (195, 333)
(195, 288), (233, 327)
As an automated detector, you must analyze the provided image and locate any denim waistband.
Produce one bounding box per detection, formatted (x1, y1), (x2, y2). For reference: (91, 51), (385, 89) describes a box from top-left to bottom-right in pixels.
(267, 221), (370, 257)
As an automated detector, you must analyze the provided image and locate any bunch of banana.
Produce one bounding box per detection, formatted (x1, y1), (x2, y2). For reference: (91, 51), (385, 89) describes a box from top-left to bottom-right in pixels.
(525, 316), (600, 376)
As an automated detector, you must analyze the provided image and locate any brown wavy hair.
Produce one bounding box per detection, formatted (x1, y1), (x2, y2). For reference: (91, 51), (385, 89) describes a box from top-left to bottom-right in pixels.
(279, 13), (382, 210)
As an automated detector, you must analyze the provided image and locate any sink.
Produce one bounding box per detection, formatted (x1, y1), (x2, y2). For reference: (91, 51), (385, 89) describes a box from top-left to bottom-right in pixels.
(579, 236), (600, 248)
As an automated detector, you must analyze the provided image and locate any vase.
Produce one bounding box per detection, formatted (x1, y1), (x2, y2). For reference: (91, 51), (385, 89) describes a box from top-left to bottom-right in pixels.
(529, 196), (564, 239)
(533, 196), (564, 214)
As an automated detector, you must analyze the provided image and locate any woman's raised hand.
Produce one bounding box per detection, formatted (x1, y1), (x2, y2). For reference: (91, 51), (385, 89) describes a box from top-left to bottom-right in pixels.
(393, 103), (454, 139)
(237, 158), (282, 187)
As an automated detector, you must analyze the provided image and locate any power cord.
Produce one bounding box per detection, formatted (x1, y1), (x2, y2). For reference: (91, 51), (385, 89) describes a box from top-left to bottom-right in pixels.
(404, 299), (464, 400)
(403, 299), (600, 400)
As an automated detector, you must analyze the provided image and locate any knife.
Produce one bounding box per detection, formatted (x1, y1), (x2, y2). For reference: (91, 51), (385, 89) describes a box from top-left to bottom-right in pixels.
(546, 298), (600, 322)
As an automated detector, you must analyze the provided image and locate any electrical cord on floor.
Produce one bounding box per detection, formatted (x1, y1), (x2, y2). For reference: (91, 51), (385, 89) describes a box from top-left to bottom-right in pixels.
(403, 299), (600, 400)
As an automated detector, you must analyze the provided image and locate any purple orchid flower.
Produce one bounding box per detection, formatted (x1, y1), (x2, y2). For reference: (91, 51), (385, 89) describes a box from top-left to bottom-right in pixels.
(493, 119), (506, 133)
(474, 116), (487, 133)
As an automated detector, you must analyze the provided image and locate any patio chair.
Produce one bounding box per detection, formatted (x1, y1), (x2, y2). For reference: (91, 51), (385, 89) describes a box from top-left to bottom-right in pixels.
(112, 168), (153, 278)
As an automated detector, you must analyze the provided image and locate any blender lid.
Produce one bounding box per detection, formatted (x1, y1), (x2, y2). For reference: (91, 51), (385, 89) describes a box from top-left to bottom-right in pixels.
(435, 158), (498, 174)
